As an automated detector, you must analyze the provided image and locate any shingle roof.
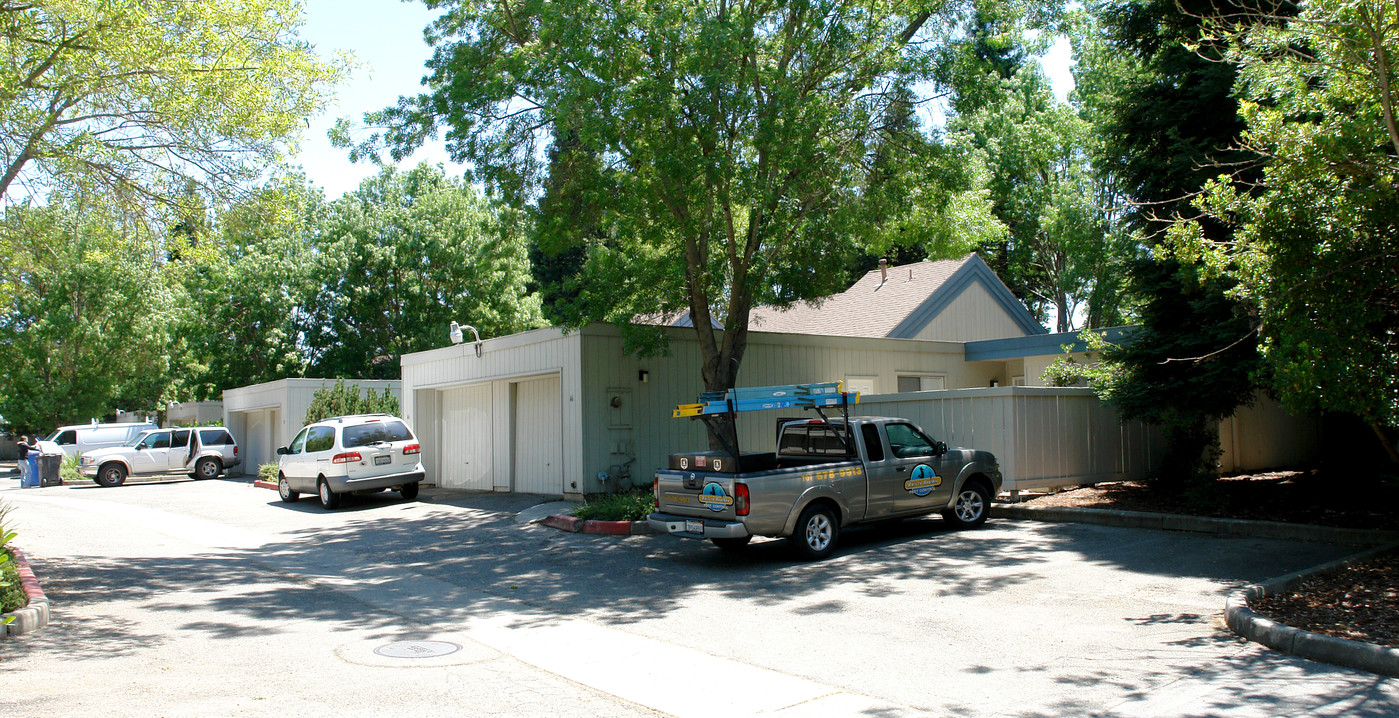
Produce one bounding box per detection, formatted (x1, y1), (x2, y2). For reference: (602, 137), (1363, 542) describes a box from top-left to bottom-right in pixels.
(749, 255), (977, 338)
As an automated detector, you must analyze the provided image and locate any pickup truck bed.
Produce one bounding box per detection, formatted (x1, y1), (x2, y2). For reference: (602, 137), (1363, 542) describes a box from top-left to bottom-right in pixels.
(650, 415), (1002, 559)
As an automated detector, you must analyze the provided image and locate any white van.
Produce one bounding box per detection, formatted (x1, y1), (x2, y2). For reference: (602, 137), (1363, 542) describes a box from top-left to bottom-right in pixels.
(45, 422), (157, 458)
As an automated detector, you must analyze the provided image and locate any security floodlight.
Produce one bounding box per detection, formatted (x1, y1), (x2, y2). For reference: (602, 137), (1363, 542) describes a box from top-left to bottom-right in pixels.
(449, 321), (483, 356)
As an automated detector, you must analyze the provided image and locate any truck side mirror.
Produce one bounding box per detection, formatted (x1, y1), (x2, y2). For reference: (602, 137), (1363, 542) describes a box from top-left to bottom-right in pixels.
(934, 441), (947, 456)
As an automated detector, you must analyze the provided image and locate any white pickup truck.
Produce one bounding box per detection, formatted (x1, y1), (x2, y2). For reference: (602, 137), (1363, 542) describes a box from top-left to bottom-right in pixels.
(648, 383), (1003, 560)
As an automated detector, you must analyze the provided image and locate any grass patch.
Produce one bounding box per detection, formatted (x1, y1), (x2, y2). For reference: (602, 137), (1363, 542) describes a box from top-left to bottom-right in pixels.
(572, 490), (654, 522)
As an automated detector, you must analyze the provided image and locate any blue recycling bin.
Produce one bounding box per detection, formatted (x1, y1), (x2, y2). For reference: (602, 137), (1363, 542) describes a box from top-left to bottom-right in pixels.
(20, 455), (39, 487)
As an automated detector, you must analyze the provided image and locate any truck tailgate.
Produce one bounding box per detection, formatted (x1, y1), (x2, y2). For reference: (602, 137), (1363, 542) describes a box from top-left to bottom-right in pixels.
(655, 469), (740, 521)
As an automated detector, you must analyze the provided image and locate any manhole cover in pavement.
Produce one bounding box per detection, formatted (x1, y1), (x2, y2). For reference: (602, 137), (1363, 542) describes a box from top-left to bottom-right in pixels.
(373, 641), (463, 659)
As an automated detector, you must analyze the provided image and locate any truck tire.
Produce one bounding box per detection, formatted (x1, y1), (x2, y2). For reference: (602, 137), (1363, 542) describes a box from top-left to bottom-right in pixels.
(96, 463), (127, 488)
(318, 478), (341, 509)
(943, 480), (991, 529)
(194, 457), (221, 480)
(790, 503), (839, 560)
(278, 474), (299, 503)
(711, 536), (752, 552)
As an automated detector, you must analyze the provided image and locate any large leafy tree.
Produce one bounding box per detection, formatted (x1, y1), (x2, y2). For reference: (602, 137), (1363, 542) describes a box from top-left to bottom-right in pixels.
(0, 0), (345, 215)
(304, 163), (544, 379)
(344, 1), (999, 416)
(0, 199), (175, 434)
(1083, 0), (1269, 485)
(172, 175), (324, 401)
(1178, 0), (1399, 463)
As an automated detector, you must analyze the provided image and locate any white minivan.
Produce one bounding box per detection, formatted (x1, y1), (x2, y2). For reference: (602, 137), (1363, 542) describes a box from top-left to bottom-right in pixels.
(45, 422), (157, 458)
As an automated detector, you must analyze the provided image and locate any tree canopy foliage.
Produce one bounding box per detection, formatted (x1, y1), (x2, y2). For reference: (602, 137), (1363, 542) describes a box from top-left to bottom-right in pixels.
(0, 0), (345, 215)
(345, 0), (1003, 410)
(1173, 0), (1399, 458)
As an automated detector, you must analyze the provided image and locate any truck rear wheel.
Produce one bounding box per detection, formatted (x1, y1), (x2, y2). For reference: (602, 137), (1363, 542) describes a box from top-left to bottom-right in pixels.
(711, 536), (751, 552)
(790, 503), (839, 560)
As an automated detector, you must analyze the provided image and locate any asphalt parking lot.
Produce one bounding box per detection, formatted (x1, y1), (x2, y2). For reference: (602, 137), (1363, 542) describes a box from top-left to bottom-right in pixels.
(2, 475), (1396, 716)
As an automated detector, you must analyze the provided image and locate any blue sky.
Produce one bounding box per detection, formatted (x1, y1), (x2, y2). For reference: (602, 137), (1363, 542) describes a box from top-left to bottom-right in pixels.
(294, 1), (1076, 201)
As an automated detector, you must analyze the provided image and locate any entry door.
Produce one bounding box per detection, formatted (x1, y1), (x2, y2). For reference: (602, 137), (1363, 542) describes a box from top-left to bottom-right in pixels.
(513, 375), (561, 495)
(440, 383), (493, 490)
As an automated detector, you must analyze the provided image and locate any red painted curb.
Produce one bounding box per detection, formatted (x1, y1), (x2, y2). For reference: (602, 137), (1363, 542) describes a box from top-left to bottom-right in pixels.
(253, 480), (277, 490)
(542, 514), (584, 532)
(582, 519), (633, 536)
(10, 546), (46, 602)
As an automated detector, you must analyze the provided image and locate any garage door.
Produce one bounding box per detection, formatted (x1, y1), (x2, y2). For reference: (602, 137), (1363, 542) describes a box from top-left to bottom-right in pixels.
(243, 409), (271, 476)
(513, 375), (562, 495)
(440, 383), (493, 490)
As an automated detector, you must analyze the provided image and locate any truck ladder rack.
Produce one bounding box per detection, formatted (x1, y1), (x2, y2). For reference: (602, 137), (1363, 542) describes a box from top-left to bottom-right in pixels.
(673, 382), (858, 418)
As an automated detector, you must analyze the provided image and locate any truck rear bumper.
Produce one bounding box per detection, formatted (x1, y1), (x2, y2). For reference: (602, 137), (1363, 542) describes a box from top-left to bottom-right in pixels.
(647, 512), (750, 540)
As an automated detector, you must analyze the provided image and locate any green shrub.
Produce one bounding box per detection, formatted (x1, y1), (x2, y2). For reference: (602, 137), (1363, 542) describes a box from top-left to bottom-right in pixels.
(572, 489), (654, 522)
(257, 463), (279, 482)
(1, 502), (25, 614)
(303, 379), (400, 425)
(0, 552), (25, 613)
(60, 453), (81, 484)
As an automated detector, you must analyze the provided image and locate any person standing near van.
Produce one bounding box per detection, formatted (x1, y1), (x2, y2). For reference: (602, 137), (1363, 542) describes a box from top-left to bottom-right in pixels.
(16, 435), (35, 486)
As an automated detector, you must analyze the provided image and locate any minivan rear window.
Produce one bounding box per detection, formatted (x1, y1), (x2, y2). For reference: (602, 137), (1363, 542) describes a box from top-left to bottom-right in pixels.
(343, 421), (413, 448)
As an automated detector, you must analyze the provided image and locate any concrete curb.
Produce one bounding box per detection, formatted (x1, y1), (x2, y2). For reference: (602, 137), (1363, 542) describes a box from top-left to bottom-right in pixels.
(1224, 542), (1399, 677)
(253, 480), (277, 490)
(990, 504), (1399, 546)
(3, 546), (50, 638)
(541, 514), (659, 536)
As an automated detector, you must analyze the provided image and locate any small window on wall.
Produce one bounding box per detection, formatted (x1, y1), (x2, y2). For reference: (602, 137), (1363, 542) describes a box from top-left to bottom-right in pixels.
(1012, 375), (1026, 386)
(896, 375), (946, 393)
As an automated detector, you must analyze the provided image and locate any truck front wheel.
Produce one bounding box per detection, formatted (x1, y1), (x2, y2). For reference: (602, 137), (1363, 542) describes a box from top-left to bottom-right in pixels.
(943, 481), (991, 528)
(96, 463), (127, 488)
(790, 503), (839, 560)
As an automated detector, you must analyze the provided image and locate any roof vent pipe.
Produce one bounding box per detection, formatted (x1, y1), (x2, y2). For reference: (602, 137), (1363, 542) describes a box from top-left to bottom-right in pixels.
(879, 258), (888, 282)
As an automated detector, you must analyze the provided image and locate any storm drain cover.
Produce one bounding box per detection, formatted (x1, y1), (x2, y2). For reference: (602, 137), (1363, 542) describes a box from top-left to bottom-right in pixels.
(373, 640), (463, 659)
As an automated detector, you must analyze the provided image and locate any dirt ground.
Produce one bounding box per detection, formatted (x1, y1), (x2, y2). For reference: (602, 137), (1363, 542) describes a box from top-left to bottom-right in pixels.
(1020, 470), (1399, 648)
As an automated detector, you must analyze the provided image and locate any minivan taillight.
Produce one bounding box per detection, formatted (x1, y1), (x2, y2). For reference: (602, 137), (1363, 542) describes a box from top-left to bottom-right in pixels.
(332, 452), (362, 464)
(403, 443), (421, 455)
(735, 483), (750, 516)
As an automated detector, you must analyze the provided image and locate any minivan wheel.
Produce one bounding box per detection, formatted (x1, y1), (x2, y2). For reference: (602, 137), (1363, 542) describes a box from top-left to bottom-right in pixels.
(278, 475), (299, 503)
(96, 463), (127, 488)
(194, 457), (221, 480)
(400, 481), (420, 500)
(318, 478), (341, 509)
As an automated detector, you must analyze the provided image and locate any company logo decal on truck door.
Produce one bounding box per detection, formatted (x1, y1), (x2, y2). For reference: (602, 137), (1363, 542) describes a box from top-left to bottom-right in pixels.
(904, 464), (941, 496)
(699, 482), (734, 511)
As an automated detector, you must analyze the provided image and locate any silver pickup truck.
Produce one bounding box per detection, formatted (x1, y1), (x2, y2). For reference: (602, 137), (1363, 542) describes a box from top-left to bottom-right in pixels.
(648, 415), (1003, 559)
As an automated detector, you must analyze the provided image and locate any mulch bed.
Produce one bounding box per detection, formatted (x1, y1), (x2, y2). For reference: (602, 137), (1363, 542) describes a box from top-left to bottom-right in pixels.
(1021, 470), (1399, 649)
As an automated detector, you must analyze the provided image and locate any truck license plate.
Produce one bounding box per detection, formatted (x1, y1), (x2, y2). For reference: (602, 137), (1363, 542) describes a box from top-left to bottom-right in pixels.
(685, 519), (703, 535)
(374, 455), (391, 466)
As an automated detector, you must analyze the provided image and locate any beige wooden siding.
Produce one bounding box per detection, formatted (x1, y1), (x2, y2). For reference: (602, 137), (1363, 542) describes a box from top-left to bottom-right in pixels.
(1218, 394), (1320, 474)
(911, 282), (1033, 342)
(575, 325), (1004, 494)
(854, 387), (1163, 491)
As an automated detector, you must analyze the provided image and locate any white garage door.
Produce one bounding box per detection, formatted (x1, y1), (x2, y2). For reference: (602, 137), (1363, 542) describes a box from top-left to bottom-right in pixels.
(244, 409), (270, 476)
(513, 375), (562, 495)
(440, 383), (493, 490)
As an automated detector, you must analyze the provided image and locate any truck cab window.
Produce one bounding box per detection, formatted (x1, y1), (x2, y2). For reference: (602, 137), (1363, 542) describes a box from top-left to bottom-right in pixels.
(860, 424), (885, 462)
(885, 423), (933, 458)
